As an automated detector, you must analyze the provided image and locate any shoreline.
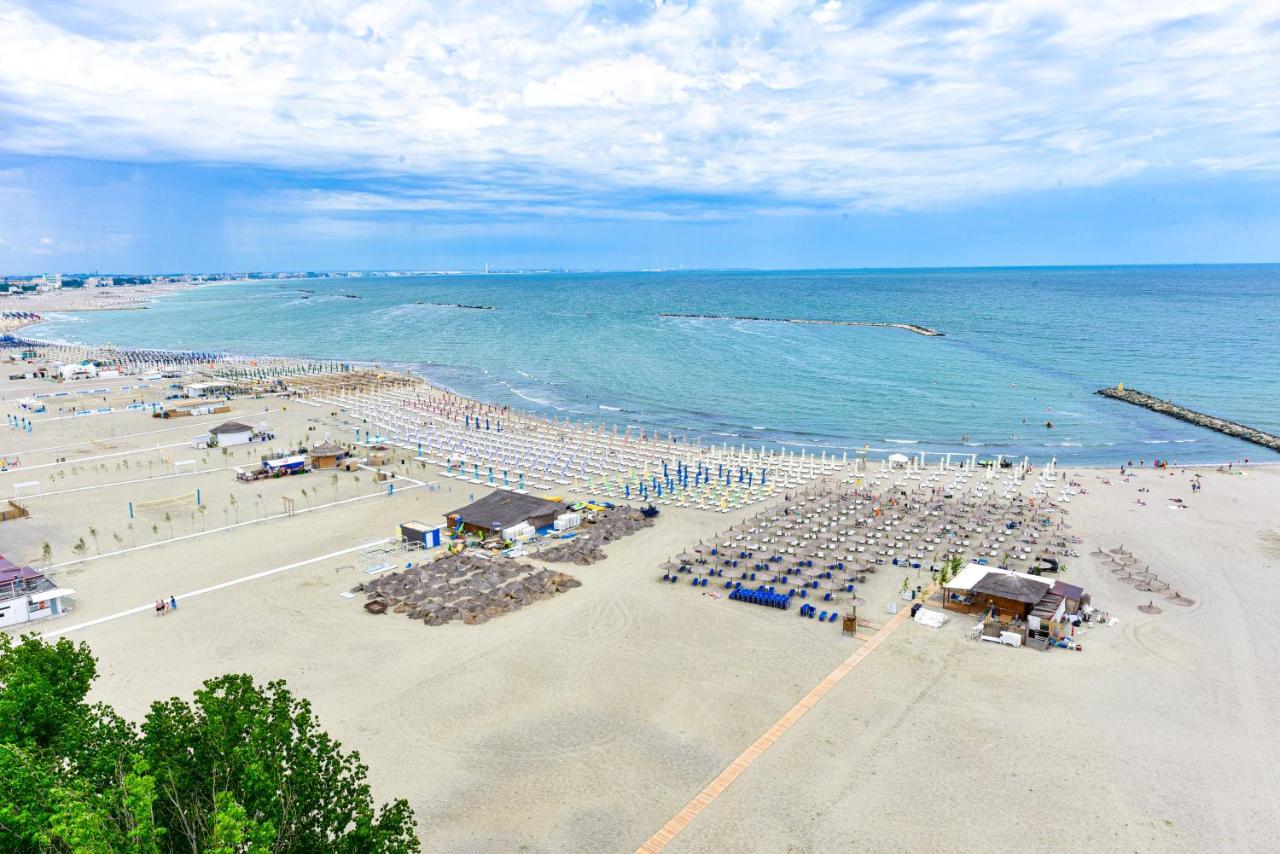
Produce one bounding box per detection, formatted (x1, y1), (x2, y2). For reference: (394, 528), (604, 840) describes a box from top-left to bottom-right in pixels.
(7, 325), (1272, 471)
(4, 287), (1264, 469)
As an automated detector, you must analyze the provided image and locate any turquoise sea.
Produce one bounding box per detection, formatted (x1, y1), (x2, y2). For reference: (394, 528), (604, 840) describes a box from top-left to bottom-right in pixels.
(27, 265), (1280, 466)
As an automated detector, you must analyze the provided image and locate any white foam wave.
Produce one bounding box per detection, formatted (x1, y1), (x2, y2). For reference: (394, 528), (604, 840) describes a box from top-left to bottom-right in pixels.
(510, 388), (550, 406)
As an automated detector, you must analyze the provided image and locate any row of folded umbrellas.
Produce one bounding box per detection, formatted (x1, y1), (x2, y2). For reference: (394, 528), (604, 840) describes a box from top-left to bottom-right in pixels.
(1096, 546), (1195, 612)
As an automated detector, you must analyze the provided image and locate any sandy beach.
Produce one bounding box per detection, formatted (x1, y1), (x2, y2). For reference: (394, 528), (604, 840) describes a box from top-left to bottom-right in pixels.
(2, 347), (1278, 853)
(1, 281), (203, 323)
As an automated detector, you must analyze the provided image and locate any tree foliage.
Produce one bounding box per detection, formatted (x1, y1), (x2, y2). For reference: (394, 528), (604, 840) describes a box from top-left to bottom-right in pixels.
(0, 636), (418, 852)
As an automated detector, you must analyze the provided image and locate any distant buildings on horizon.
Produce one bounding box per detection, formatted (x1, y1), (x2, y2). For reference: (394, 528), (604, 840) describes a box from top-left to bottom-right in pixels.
(0, 266), (588, 294)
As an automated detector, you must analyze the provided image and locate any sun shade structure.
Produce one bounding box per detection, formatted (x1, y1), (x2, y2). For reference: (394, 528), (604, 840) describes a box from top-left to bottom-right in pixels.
(970, 572), (1051, 604)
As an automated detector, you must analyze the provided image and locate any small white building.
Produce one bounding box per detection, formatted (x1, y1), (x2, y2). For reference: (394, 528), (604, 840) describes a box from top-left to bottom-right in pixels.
(57, 363), (97, 381)
(0, 558), (73, 629)
(209, 420), (255, 447)
(183, 381), (236, 398)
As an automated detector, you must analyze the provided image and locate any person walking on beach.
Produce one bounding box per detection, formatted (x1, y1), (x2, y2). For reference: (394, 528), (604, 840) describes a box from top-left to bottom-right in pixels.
(169, 594), (178, 611)
(155, 599), (163, 617)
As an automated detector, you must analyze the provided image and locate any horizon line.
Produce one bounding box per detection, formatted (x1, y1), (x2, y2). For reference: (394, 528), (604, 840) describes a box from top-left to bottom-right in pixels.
(5, 260), (1280, 279)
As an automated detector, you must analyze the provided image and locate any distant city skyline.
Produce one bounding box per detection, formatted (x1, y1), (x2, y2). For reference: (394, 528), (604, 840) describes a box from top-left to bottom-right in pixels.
(1, 1), (1278, 272)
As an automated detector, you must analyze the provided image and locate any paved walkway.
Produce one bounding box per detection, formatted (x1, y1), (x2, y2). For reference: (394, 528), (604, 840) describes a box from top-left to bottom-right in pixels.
(637, 600), (921, 853)
(41, 537), (393, 640)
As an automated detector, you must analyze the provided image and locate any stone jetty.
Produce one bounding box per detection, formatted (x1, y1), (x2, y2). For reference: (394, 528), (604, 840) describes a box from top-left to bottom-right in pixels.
(659, 313), (942, 336)
(1097, 386), (1280, 453)
(415, 301), (494, 310)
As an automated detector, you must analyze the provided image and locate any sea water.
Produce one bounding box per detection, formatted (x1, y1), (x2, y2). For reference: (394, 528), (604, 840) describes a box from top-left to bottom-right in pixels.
(28, 265), (1280, 466)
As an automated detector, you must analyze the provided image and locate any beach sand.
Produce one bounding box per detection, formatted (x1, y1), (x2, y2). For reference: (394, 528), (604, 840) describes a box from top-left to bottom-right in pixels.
(2, 361), (1278, 852)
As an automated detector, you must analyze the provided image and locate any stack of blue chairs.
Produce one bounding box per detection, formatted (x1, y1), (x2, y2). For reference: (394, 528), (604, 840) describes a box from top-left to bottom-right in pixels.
(728, 585), (791, 610)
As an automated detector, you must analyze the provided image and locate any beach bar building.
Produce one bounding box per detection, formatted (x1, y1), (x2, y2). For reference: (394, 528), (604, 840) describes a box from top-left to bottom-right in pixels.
(308, 441), (351, 469)
(942, 563), (1052, 620)
(0, 555), (73, 628)
(446, 490), (565, 537)
(183, 380), (239, 398)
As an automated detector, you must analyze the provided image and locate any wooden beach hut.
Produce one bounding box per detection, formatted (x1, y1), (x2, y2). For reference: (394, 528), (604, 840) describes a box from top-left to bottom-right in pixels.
(942, 562), (1052, 620)
(969, 572), (1051, 621)
(446, 490), (565, 537)
(308, 441), (351, 469)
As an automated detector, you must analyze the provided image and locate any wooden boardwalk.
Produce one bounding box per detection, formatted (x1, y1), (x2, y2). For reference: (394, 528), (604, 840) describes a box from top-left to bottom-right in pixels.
(636, 601), (919, 852)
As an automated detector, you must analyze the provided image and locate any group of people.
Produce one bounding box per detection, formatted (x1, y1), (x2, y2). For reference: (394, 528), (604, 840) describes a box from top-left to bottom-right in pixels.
(154, 594), (178, 616)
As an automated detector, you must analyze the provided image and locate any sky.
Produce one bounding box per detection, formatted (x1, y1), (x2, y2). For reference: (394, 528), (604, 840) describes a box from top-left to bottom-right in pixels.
(0, 0), (1278, 273)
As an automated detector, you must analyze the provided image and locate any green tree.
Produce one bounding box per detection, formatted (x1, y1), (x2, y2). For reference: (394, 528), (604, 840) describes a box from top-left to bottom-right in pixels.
(40, 542), (53, 567)
(71, 539), (88, 561)
(88, 527), (100, 554)
(0, 638), (418, 853)
(141, 675), (418, 852)
(0, 636), (140, 852)
(207, 791), (274, 853)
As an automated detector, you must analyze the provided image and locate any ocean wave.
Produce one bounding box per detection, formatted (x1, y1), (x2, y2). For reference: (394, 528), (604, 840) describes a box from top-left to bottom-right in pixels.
(598, 404), (622, 411)
(509, 388), (551, 406)
(884, 438), (919, 444)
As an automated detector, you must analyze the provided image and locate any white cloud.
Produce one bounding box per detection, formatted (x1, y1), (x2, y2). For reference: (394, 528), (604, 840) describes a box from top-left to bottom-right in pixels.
(0, 0), (1276, 213)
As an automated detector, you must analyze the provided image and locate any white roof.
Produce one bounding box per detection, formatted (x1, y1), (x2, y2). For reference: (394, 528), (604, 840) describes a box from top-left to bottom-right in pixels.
(264, 454), (306, 468)
(34, 587), (75, 599)
(944, 562), (1045, 592)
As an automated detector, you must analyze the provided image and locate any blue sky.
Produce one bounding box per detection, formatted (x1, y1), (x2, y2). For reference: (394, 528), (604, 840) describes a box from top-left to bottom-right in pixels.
(1, 0), (1278, 273)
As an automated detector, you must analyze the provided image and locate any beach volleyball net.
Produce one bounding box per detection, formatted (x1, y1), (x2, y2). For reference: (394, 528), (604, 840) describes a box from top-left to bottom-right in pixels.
(133, 491), (199, 526)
